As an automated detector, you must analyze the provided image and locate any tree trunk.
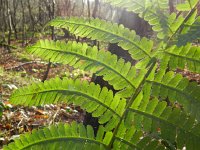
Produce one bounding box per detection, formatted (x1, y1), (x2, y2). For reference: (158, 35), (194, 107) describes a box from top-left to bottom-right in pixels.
(169, 0), (175, 13)
(38, 0), (43, 27)
(87, 0), (91, 18)
(11, 0), (18, 40)
(92, 0), (99, 18)
(21, 0), (25, 46)
(27, 0), (35, 41)
(5, 0), (12, 52)
(0, 0), (6, 45)
(51, 0), (55, 40)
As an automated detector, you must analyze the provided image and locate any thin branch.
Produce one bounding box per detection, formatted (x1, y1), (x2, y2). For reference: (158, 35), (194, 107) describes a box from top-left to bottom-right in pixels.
(42, 59), (52, 82)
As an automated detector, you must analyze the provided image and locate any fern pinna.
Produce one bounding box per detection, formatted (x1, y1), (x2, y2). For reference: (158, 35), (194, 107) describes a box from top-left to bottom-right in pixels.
(4, 0), (200, 149)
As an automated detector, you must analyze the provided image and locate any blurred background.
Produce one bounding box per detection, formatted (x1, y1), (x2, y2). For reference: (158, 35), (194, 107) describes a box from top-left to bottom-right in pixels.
(0, 0), (193, 48)
(1, 0), (200, 148)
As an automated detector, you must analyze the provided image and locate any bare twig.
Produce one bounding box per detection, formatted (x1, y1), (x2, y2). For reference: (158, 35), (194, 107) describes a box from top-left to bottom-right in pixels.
(42, 59), (51, 82)
(4, 61), (50, 71)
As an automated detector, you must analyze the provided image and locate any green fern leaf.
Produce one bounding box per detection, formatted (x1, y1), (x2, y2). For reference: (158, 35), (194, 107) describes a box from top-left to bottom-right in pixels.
(48, 17), (153, 60)
(161, 44), (200, 73)
(10, 78), (126, 130)
(104, 0), (169, 10)
(177, 16), (200, 47)
(113, 121), (166, 150)
(106, 0), (195, 42)
(176, 0), (199, 11)
(126, 95), (200, 150)
(104, 0), (170, 39)
(3, 123), (111, 150)
(182, 10), (197, 33)
(146, 71), (200, 120)
(27, 40), (147, 97)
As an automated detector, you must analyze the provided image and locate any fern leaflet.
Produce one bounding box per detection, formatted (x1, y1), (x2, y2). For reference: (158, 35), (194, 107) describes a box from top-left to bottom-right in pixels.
(146, 71), (200, 120)
(177, 16), (200, 46)
(27, 40), (147, 97)
(113, 121), (166, 150)
(10, 78), (126, 130)
(104, 0), (170, 39)
(126, 94), (200, 150)
(48, 17), (153, 61)
(160, 44), (200, 73)
(176, 0), (199, 11)
(3, 123), (112, 150)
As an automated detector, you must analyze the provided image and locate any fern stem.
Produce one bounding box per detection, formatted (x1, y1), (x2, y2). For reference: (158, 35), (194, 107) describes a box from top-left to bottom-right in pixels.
(108, 58), (157, 148)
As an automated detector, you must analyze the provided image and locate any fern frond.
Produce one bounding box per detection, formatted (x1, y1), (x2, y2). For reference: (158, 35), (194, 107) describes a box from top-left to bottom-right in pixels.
(177, 16), (200, 46)
(167, 3), (198, 43)
(126, 96), (200, 150)
(146, 71), (200, 120)
(104, 0), (169, 13)
(110, 0), (196, 42)
(27, 40), (147, 97)
(161, 44), (200, 73)
(176, 0), (199, 11)
(113, 121), (166, 150)
(104, 0), (170, 39)
(10, 78), (126, 130)
(48, 17), (153, 60)
(3, 123), (112, 150)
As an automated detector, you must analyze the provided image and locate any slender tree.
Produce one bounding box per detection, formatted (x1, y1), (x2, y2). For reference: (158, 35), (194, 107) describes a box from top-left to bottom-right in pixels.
(92, 0), (99, 18)
(10, 0), (19, 40)
(5, 0), (12, 52)
(20, 0), (25, 46)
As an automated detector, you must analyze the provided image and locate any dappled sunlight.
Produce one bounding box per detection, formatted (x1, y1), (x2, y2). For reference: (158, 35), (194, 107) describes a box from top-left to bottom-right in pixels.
(1, 0), (200, 149)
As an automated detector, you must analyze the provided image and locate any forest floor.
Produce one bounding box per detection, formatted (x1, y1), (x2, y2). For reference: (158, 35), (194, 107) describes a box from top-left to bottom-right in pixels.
(0, 42), (91, 148)
(0, 39), (200, 149)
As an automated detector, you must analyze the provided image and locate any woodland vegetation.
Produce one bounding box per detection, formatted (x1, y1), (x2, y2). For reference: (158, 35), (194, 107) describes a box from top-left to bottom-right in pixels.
(1, 0), (200, 149)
